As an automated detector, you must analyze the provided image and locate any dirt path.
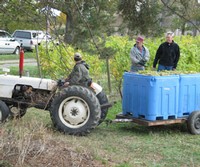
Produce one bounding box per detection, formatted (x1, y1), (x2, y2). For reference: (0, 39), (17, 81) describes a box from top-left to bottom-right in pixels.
(0, 58), (37, 68)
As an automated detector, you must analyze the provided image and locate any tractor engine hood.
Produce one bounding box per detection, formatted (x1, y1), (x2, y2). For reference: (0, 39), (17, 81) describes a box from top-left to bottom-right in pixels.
(0, 75), (57, 98)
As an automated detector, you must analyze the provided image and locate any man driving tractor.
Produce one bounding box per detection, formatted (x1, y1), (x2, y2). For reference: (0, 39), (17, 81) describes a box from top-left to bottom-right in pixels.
(64, 52), (92, 87)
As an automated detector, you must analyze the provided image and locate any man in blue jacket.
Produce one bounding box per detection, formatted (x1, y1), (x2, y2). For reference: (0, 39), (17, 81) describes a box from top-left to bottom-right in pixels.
(153, 31), (180, 71)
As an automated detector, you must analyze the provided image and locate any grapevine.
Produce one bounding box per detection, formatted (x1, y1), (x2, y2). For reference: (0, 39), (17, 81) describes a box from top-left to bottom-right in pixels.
(38, 35), (200, 94)
(138, 70), (199, 76)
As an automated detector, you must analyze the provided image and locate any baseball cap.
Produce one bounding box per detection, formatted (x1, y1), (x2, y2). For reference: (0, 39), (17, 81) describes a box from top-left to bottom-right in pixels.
(136, 36), (144, 43)
(74, 52), (82, 61)
(166, 31), (174, 37)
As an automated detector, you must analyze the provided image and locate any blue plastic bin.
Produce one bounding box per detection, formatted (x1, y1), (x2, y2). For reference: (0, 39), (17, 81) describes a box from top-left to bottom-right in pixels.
(122, 72), (179, 121)
(178, 74), (200, 117)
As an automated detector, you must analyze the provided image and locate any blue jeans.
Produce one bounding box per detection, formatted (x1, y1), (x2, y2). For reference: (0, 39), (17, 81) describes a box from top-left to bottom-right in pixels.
(158, 64), (173, 71)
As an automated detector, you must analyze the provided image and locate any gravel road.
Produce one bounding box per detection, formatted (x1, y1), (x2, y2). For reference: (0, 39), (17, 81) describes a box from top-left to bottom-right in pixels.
(0, 59), (37, 68)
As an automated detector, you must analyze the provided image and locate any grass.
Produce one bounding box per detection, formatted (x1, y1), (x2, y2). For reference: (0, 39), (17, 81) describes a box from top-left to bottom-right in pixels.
(1, 102), (200, 167)
(0, 52), (35, 60)
(0, 65), (40, 77)
(0, 52), (42, 78)
(8, 66), (40, 77)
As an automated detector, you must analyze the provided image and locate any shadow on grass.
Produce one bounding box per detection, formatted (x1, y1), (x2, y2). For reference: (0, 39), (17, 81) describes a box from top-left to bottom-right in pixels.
(119, 123), (189, 135)
(99, 120), (189, 136)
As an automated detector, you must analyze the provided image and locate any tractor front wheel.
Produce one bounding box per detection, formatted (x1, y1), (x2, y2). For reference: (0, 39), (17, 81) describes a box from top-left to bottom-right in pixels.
(0, 100), (10, 123)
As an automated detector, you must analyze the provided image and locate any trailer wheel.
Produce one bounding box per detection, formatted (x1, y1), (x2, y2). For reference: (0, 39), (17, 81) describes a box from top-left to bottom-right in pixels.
(187, 111), (200, 135)
(50, 85), (101, 135)
(97, 91), (109, 124)
(0, 100), (10, 123)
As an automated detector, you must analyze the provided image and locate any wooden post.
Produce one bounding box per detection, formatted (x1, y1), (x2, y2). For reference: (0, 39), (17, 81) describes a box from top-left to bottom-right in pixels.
(35, 45), (42, 78)
(106, 56), (111, 93)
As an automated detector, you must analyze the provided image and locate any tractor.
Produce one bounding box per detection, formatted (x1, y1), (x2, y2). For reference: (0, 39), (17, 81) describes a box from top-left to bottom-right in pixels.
(0, 73), (110, 135)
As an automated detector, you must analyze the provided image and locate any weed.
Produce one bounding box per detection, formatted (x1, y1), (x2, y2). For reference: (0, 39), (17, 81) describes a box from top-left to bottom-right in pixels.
(1, 104), (200, 167)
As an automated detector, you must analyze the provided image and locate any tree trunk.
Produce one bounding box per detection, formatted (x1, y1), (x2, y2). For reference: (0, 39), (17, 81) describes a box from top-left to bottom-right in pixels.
(64, 11), (73, 44)
(181, 23), (186, 35)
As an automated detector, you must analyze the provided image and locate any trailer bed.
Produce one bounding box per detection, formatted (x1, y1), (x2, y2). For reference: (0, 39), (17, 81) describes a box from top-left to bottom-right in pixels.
(114, 113), (187, 126)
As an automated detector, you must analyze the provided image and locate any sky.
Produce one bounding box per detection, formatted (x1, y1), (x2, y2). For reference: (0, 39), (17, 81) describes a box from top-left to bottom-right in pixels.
(51, 8), (61, 16)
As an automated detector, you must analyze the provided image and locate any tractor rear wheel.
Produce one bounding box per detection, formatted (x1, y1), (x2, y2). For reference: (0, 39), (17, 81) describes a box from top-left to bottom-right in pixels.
(50, 85), (101, 135)
(97, 91), (109, 124)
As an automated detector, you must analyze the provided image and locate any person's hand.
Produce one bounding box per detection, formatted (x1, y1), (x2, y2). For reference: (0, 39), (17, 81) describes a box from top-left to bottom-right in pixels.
(57, 79), (65, 86)
(138, 59), (146, 66)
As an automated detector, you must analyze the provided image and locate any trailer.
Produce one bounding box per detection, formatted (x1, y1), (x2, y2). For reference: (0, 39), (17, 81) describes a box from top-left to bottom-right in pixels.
(114, 72), (200, 135)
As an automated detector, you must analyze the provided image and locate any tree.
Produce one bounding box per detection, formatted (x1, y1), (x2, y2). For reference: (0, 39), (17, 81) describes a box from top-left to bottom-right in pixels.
(0, 0), (118, 49)
(118, 0), (162, 36)
(36, 0), (118, 47)
(0, 0), (46, 33)
(160, 0), (200, 36)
